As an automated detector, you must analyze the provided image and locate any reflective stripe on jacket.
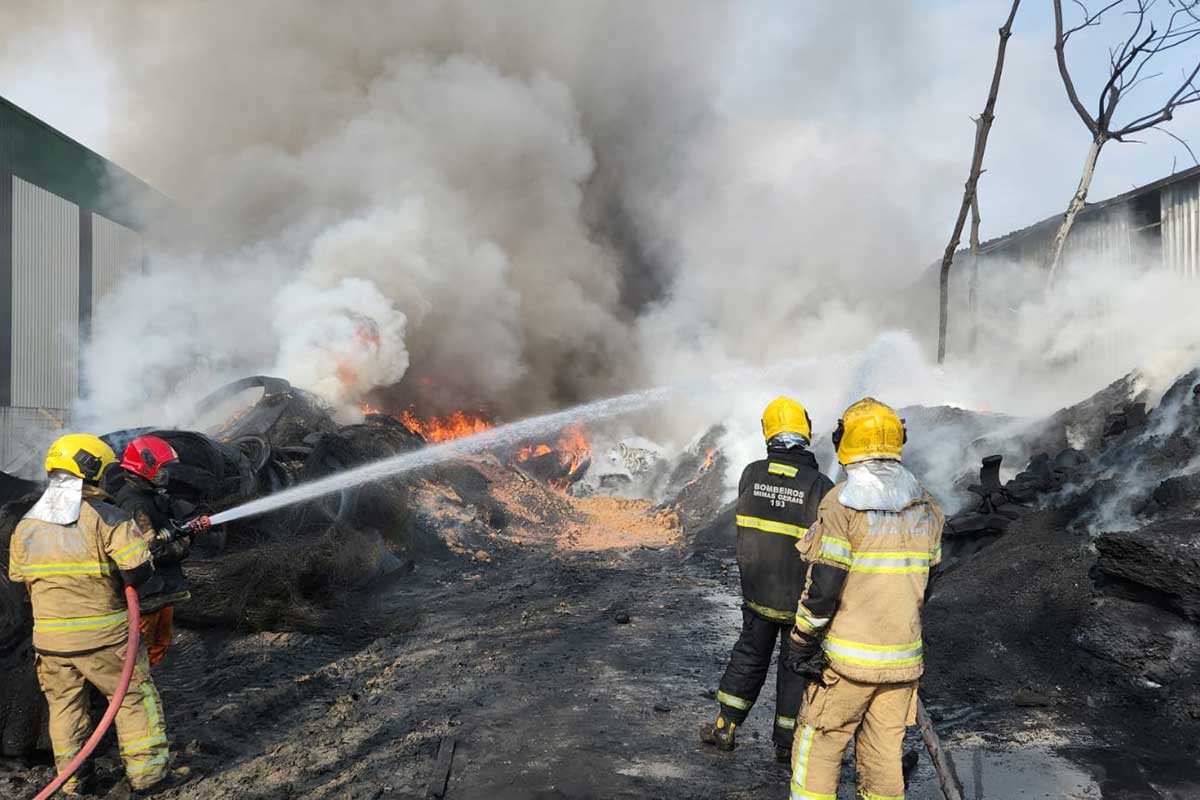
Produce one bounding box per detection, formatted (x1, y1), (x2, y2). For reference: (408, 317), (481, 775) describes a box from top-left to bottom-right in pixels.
(735, 448), (834, 622)
(796, 480), (944, 683)
(8, 488), (150, 653)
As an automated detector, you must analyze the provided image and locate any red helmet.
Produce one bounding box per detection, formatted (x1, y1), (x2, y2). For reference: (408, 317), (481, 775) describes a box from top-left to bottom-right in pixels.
(121, 435), (178, 481)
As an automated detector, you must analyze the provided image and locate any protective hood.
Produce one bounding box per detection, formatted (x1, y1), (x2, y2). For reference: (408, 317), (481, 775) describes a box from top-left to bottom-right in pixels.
(767, 432), (810, 450)
(839, 460), (923, 512)
(25, 472), (84, 525)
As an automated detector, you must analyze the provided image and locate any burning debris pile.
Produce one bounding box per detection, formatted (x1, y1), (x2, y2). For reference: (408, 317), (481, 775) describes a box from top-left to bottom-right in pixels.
(923, 367), (1200, 758)
(0, 373), (735, 759)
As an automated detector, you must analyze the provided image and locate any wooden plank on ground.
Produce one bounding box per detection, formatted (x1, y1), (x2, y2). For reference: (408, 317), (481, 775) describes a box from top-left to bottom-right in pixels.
(425, 736), (457, 799)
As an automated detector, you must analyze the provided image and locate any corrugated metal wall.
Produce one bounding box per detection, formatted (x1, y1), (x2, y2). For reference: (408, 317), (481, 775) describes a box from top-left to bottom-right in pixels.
(0, 406), (63, 476)
(10, 175), (79, 408)
(1163, 178), (1200, 278)
(1065, 211), (1133, 270)
(92, 212), (144, 310)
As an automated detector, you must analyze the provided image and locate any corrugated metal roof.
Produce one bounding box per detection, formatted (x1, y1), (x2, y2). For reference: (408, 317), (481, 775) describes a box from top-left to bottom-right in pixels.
(0, 95), (167, 229)
(974, 164), (1200, 256)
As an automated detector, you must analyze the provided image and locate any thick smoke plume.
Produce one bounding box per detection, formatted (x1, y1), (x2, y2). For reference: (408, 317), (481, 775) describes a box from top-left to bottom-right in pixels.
(35, 2), (950, 430)
(5, 2), (1200, 511)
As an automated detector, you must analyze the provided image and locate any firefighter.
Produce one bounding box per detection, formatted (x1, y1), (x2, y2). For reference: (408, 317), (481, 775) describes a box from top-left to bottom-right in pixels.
(7, 434), (180, 796)
(785, 398), (944, 800)
(106, 435), (194, 668)
(700, 397), (834, 762)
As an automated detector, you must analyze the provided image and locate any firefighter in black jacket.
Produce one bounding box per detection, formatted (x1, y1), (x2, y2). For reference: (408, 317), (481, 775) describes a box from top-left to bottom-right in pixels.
(105, 435), (196, 668)
(700, 397), (834, 761)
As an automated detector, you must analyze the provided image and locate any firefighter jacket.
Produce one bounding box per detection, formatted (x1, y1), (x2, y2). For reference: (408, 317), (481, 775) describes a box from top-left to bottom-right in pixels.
(108, 474), (193, 613)
(8, 480), (152, 655)
(735, 446), (834, 624)
(794, 460), (944, 684)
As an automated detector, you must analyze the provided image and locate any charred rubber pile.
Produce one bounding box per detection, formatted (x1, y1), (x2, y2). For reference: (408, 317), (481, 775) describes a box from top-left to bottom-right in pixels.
(925, 368), (1200, 759)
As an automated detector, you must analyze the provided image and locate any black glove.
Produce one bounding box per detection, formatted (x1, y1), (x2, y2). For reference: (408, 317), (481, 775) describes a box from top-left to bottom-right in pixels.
(148, 527), (191, 565)
(785, 627), (826, 683)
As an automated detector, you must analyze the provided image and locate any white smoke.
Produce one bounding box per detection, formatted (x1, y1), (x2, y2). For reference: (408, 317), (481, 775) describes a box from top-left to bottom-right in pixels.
(4, 1), (1200, 508)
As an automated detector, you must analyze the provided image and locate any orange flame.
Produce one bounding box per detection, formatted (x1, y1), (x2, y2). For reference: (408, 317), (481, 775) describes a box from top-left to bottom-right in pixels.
(512, 425), (592, 489)
(556, 425), (590, 474)
(517, 443), (555, 461)
(701, 448), (716, 471)
(400, 410), (493, 442)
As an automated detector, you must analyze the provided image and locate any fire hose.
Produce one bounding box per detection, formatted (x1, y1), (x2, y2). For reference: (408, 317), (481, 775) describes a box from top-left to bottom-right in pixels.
(32, 516), (210, 800)
(32, 585), (140, 800)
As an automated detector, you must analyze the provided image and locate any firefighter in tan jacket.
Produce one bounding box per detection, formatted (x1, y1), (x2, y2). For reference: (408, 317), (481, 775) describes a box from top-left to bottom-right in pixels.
(8, 434), (173, 796)
(785, 399), (943, 800)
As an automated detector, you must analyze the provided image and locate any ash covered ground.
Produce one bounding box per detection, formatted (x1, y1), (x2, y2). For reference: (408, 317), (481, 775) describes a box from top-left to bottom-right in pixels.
(4, 373), (1200, 798)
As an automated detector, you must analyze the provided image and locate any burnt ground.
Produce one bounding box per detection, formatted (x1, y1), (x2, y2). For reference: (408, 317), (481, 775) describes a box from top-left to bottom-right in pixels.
(3, 454), (1199, 798)
(0, 465), (951, 800)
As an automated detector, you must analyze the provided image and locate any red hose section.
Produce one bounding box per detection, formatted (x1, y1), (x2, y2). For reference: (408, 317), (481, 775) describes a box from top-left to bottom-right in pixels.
(33, 585), (141, 800)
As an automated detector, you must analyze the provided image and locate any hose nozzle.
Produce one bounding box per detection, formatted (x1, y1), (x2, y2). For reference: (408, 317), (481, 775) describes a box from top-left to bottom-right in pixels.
(181, 515), (212, 535)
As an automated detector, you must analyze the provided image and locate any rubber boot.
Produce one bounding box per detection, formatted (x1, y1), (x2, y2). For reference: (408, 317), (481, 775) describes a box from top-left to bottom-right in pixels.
(698, 711), (737, 751)
(60, 763), (96, 796)
(105, 766), (191, 799)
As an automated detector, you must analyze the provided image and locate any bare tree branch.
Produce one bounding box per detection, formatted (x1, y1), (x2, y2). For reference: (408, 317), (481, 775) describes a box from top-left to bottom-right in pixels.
(1065, 0), (1125, 39)
(1152, 123), (1200, 164)
(1055, 0), (1102, 130)
(1047, 0), (1200, 285)
(1115, 63), (1200, 133)
(938, 0), (1022, 363)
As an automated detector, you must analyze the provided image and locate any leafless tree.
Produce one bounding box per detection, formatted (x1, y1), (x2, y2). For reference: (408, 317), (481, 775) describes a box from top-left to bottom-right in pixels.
(1046, 0), (1200, 285)
(966, 191), (983, 355)
(938, 0), (1022, 364)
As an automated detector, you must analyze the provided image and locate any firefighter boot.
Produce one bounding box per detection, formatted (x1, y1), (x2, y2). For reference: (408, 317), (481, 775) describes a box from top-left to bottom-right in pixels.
(698, 712), (737, 751)
(105, 767), (191, 799)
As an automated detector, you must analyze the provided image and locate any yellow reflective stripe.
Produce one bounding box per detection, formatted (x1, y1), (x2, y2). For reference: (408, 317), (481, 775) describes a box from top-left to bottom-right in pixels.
(125, 753), (169, 775)
(21, 562), (113, 576)
(818, 536), (852, 566)
(53, 745), (81, 758)
(791, 725), (834, 800)
(822, 636), (923, 667)
(112, 538), (149, 562)
(775, 715), (797, 730)
(746, 600), (794, 623)
(791, 786), (836, 800)
(850, 565), (930, 574)
(737, 515), (807, 539)
(795, 604), (831, 631)
(120, 733), (167, 754)
(768, 462), (799, 478)
(717, 690), (752, 711)
(34, 610), (128, 631)
(141, 681), (163, 737)
(849, 552), (931, 574)
(859, 792), (905, 800)
(932, 544), (943, 563)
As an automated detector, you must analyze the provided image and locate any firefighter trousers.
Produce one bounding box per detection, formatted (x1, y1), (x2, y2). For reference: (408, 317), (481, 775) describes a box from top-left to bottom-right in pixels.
(716, 607), (805, 748)
(790, 666), (918, 800)
(35, 643), (170, 790)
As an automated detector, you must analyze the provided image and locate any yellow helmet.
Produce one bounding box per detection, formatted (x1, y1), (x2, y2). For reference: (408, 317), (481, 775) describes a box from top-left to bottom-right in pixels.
(761, 396), (812, 443)
(45, 433), (117, 482)
(834, 397), (905, 465)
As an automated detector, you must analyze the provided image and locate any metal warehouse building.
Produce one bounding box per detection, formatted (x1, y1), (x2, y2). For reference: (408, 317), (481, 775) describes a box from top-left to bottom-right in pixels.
(0, 96), (162, 472)
(971, 164), (1200, 274)
(931, 164), (1200, 357)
